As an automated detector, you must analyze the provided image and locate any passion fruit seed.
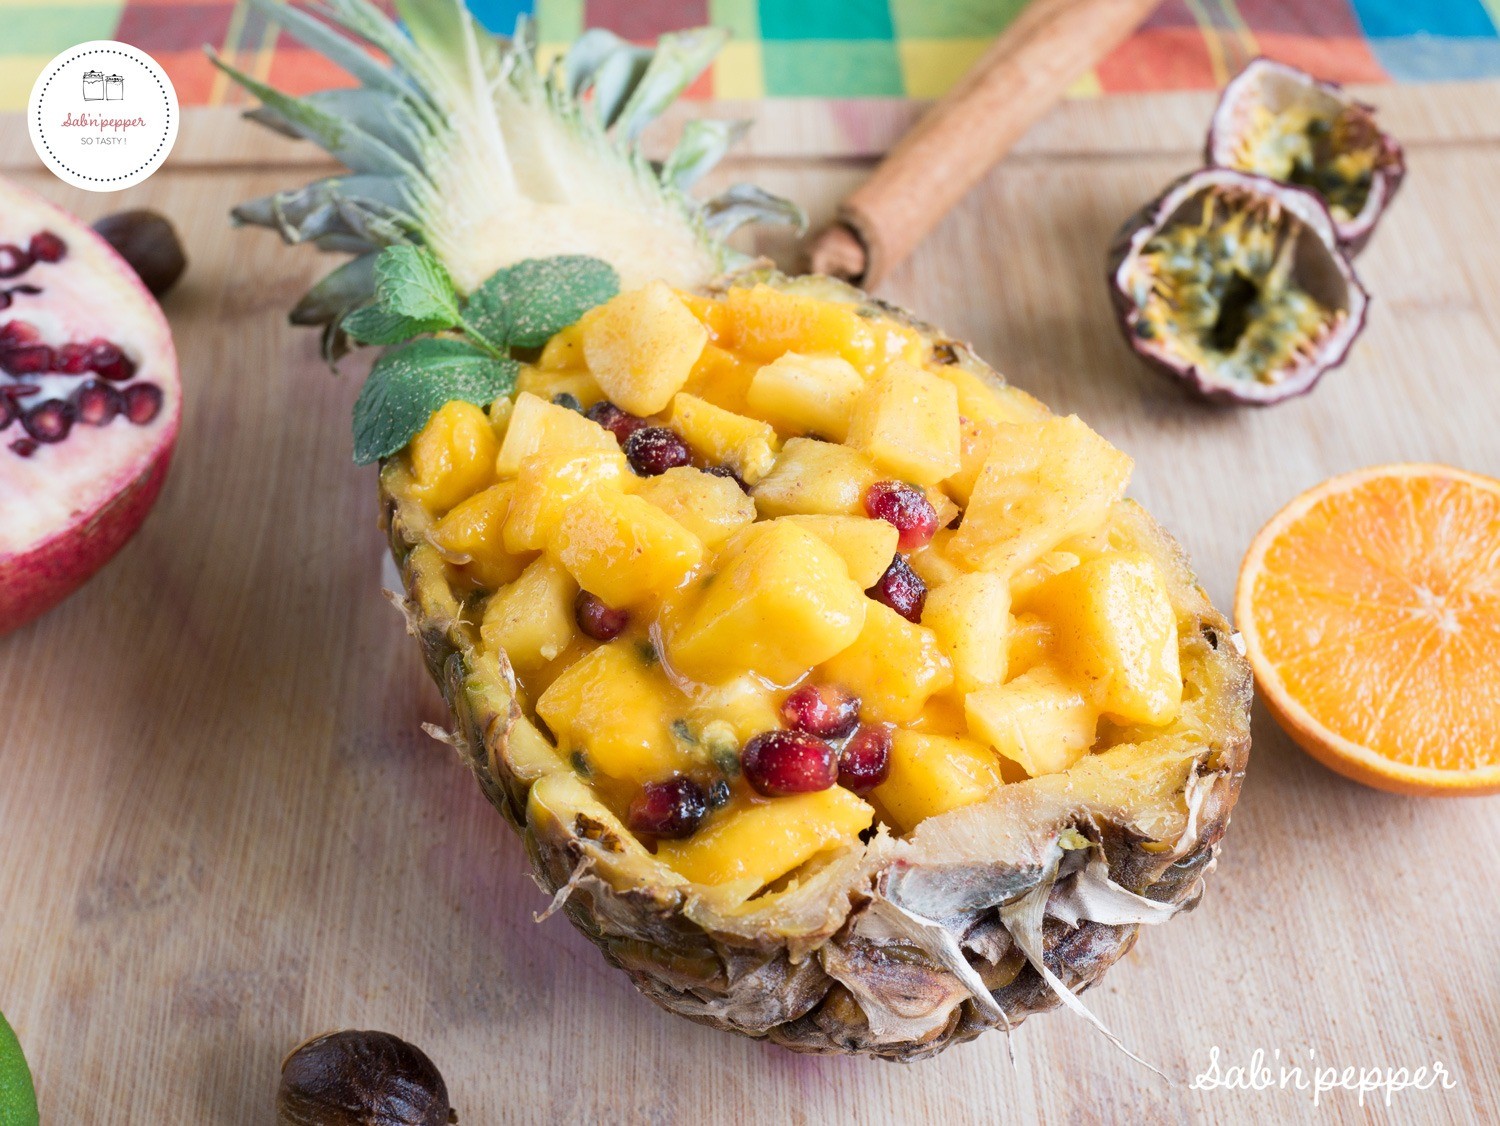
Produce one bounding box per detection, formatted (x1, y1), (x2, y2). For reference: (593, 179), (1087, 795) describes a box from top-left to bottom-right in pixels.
(53, 342), (92, 375)
(628, 776), (709, 839)
(838, 725), (892, 795)
(70, 380), (123, 426)
(21, 399), (74, 443)
(551, 392), (582, 412)
(574, 590), (628, 641)
(0, 245), (31, 279)
(705, 464), (750, 492)
(864, 481), (938, 551)
(122, 383), (164, 425)
(584, 400), (648, 445)
(742, 730), (839, 797)
(91, 209), (187, 298)
(1, 344), (53, 376)
(276, 1029), (453, 1126)
(27, 231), (66, 264)
(623, 426), (691, 477)
(866, 556), (927, 623)
(707, 778), (732, 809)
(780, 683), (861, 739)
(88, 340), (136, 382)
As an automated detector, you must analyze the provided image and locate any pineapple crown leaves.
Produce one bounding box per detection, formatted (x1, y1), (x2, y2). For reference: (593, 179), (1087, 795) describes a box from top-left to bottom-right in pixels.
(209, 0), (805, 364)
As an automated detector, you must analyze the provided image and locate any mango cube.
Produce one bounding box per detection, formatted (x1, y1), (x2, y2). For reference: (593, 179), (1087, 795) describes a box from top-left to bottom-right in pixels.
(872, 731), (1002, 833)
(552, 489), (704, 608)
(681, 343), (760, 414)
(922, 573), (1011, 694)
(502, 449), (630, 553)
(819, 602), (953, 723)
(1007, 613), (1055, 678)
(745, 352), (865, 441)
(515, 364), (604, 408)
(723, 284), (877, 374)
(666, 522), (867, 686)
(669, 393), (779, 483)
(1024, 551), (1181, 725)
(582, 281), (707, 415)
(751, 438), (881, 518)
(635, 466), (755, 550)
(965, 665), (1097, 778)
(480, 556), (578, 672)
(428, 481), (530, 590)
(846, 361), (961, 486)
(495, 391), (617, 478)
(930, 363), (1048, 426)
(777, 515), (898, 588)
(408, 401), (498, 514)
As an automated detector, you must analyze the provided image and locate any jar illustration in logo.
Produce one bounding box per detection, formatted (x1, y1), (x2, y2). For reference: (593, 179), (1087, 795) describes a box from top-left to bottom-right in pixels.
(105, 74), (124, 100)
(82, 70), (104, 101)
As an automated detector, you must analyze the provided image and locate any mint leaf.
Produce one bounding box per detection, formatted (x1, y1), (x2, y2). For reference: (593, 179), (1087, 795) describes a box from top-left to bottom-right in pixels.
(342, 303), (434, 346)
(378, 245), (461, 325)
(464, 256), (619, 350)
(352, 338), (518, 465)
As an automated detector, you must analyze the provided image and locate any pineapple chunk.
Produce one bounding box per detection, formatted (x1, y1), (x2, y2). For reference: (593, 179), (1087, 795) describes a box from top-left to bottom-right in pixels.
(945, 416), (995, 506)
(1007, 613), (1055, 677)
(515, 364), (604, 408)
(778, 515), (898, 588)
(502, 449), (631, 553)
(536, 642), (690, 784)
(819, 602), (953, 723)
(536, 324), (585, 370)
(428, 481), (530, 589)
(480, 556), (578, 672)
(872, 731), (1002, 834)
(1025, 551), (1181, 725)
(906, 530), (966, 589)
(495, 391), (616, 477)
(408, 401), (497, 514)
(751, 438), (881, 518)
(922, 573), (1010, 694)
(745, 352), (865, 441)
(930, 363), (1048, 426)
(681, 343), (760, 414)
(656, 788), (873, 887)
(846, 361), (962, 486)
(582, 281), (707, 415)
(723, 284), (878, 374)
(669, 393), (779, 483)
(666, 522), (867, 686)
(965, 665), (1097, 778)
(949, 416), (1132, 577)
(635, 466), (755, 550)
(552, 489), (704, 608)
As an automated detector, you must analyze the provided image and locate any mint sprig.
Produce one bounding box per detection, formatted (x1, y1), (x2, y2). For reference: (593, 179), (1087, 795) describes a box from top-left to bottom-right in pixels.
(343, 246), (462, 345)
(463, 256), (621, 350)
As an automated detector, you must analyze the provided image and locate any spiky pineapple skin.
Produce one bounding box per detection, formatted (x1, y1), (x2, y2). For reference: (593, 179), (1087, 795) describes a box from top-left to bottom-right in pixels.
(377, 275), (1253, 1061)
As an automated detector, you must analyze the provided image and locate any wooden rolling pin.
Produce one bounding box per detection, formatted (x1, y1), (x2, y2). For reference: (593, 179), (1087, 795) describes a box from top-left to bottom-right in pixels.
(808, 0), (1161, 286)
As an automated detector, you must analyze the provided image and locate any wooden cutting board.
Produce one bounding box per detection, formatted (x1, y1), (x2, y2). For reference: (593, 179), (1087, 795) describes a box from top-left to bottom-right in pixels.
(2, 83), (1498, 1124)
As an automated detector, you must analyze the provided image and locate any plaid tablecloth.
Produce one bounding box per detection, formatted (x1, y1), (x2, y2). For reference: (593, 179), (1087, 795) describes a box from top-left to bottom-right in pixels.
(1, 0), (1498, 111)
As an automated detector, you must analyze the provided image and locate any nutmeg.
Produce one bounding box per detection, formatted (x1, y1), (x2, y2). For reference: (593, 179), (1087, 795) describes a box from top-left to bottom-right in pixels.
(276, 1029), (455, 1126)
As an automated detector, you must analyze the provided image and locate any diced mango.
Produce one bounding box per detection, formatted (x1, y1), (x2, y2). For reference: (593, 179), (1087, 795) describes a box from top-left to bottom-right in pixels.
(922, 573), (1010, 694)
(480, 556), (578, 672)
(846, 361), (962, 486)
(949, 416), (1132, 577)
(536, 641), (691, 784)
(635, 466), (755, 550)
(685, 676), (783, 747)
(872, 731), (1002, 834)
(515, 364), (605, 408)
(819, 602), (953, 723)
(1009, 551), (1082, 602)
(946, 416), (995, 506)
(681, 343), (760, 414)
(428, 481), (530, 589)
(667, 522), (866, 686)
(552, 489), (704, 608)
(1024, 551), (1181, 725)
(745, 352), (865, 441)
(494, 391), (617, 477)
(675, 289), (729, 342)
(536, 324), (585, 370)
(408, 401), (498, 514)
(777, 515), (898, 588)
(582, 281), (707, 415)
(965, 665), (1097, 778)
(723, 284), (878, 373)
(929, 363), (1049, 426)
(669, 393), (779, 483)
(502, 449), (631, 553)
(751, 438), (881, 518)
(656, 787), (873, 887)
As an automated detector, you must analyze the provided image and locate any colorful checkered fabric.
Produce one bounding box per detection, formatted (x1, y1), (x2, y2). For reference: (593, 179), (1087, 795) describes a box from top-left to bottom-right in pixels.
(2, 0), (1498, 111)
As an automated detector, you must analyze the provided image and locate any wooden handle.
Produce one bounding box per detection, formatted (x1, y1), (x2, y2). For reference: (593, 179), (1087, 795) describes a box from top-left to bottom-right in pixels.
(808, 0), (1160, 285)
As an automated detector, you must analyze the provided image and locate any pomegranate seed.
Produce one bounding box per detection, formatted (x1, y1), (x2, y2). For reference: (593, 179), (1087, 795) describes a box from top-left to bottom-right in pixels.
(741, 730), (839, 797)
(0, 320), (39, 346)
(705, 464), (750, 493)
(21, 399), (74, 443)
(838, 725), (892, 795)
(27, 231), (66, 263)
(864, 481), (939, 551)
(70, 380), (123, 426)
(88, 340), (136, 381)
(584, 400), (649, 444)
(780, 684), (861, 739)
(575, 590), (629, 641)
(54, 342), (92, 375)
(1, 343), (54, 376)
(122, 383), (163, 425)
(867, 556), (926, 623)
(628, 776), (708, 839)
(623, 426), (691, 477)
(0, 245), (31, 279)
(0, 396), (14, 430)
(10, 437), (36, 457)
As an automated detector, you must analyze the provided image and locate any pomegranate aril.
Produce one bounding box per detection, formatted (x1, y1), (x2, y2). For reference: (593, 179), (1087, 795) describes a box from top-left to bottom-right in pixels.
(1, 343), (54, 377)
(780, 683), (861, 739)
(21, 399), (74, 443)
(0, 396), (14, 430)
(838, 725), (892, 795)
(0, 320), (39, 346)
(0, 245), (31, 279)
(53, 342), (92, 375)
(628, 776), (709, 840)
(623, 426), (691, 477)
(584, 400), (649, 445)
(9, 437), (36, 457)
(575, 590), (629, 641)
(71, 381), (123, 426)
(27, 231), (66, 264)
(867, 556), (927, 623)
(88, 341), (136, 381)
(864, 481), (939, 551)
(741, 730), (839, 797)
(122, 383), (163, 425)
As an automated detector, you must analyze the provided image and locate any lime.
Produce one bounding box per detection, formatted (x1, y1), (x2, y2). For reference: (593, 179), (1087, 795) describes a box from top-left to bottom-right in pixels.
(0, 1010), (38, 1126)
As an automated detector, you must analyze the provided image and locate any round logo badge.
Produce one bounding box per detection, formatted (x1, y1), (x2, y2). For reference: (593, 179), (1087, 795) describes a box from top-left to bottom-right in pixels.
(27, 41), (179, 192)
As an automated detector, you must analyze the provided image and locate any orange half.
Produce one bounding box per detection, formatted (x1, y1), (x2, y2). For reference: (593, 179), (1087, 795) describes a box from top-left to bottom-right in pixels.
(1236, 464), (1500, 795)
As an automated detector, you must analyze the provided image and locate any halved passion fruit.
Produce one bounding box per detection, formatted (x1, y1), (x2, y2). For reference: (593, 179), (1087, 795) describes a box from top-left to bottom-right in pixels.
(1109, 168), (1368, 405)
(1207, 58), (1404, 254)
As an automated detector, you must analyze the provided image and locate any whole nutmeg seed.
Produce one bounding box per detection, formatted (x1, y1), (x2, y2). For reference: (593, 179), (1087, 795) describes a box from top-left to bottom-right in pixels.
(277, 1029), (455, 1126)
(91, 210), (187, 298)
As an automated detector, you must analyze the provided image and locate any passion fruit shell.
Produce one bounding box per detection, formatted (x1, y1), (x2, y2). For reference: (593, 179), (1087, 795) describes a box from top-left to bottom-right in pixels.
(1207, 58), (1404, 255)
(1108, 167), (1369, 405)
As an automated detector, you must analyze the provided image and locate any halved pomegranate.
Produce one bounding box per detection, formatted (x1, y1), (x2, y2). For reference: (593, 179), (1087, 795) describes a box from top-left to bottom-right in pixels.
(0, 178), (180, 634)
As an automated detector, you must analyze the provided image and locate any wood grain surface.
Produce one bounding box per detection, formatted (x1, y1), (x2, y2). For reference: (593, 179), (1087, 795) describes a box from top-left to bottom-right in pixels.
(2, 83), (1498, 1124)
